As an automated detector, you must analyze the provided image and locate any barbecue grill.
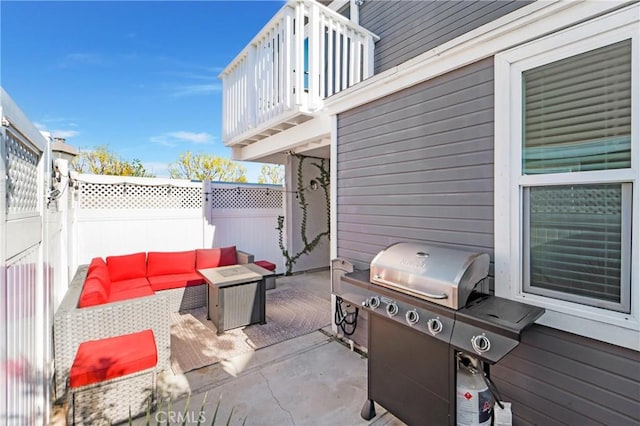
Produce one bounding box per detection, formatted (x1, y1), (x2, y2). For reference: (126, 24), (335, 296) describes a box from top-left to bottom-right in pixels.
(332, 242), (544, 425)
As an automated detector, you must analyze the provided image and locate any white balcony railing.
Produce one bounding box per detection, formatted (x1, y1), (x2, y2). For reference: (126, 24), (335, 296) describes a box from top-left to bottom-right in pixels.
(220, 0), (378, 145)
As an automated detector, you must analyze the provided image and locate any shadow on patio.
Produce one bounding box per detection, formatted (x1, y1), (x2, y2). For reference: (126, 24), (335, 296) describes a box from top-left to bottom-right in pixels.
(138, 269), (402, 426)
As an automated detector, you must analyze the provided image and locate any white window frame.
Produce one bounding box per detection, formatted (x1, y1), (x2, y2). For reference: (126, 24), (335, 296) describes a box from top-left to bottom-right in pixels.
(494, 9), (640, 351)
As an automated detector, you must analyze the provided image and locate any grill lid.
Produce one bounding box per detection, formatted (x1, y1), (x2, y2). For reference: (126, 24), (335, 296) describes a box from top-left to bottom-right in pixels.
(370, 242), (490, 309)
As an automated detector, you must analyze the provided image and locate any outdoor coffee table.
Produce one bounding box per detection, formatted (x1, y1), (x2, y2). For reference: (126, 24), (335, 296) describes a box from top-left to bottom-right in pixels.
(198, 263), (273, 335)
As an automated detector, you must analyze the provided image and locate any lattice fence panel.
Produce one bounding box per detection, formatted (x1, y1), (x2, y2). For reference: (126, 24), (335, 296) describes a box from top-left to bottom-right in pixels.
(79, 182), (202, 209)
(6, 132), (40, 215)
(209, 186), (283, 209)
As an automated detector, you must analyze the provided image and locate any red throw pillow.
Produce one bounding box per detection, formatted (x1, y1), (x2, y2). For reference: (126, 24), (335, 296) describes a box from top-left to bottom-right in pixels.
(106, 252), (147, 282)
(147, 251), (195, 277)
(195, 246), (237, 269)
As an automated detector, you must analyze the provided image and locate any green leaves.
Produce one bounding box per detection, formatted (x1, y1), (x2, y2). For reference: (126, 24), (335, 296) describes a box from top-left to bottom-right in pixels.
(168, 152), (248, 182)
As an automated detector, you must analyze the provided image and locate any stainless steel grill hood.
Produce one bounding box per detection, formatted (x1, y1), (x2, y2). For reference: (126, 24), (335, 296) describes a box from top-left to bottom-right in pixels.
(370, 242), (490, 309)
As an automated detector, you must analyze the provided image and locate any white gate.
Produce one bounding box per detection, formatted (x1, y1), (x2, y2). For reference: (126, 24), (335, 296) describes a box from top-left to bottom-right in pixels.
(1, 89), (50, 424)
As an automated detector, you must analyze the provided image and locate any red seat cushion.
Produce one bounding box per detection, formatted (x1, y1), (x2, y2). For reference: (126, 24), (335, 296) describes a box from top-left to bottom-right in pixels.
(255, 260), (276, 271)
(106, 252), (147, 282)
(147, 251), (195, 277)
(196, 246), (237, 270)
(69, 330), (157, 388)
(110, 278), (151, 293)
(147, 273), (205, 291)
(107, 286), (155, 303)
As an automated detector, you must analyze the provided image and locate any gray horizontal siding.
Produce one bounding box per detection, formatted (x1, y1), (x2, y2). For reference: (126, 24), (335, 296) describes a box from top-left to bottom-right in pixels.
(335, 54), (640, 423)
(493, 325), (640, 425)
(336, 57), (495, 270)
(359, 0), (532, 73)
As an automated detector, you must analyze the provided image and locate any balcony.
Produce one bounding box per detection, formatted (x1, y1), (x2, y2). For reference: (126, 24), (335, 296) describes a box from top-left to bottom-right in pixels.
(219, 0), (378, 148)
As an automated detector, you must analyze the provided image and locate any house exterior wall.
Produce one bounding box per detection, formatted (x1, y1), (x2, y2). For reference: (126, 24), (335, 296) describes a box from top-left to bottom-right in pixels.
(335, 51), (640, 426)
(286, 155), (331, 273)
(337, 58), (495, 270)
(358, 0), (532, 74)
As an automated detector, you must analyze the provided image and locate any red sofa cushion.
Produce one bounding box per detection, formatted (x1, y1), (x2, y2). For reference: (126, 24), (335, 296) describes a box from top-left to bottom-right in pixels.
(147, 273), (206, 292)
(110, 278), (151, 293)
(78, 276), (109, 308)
(107, 286), (155, 303)
(255, 260), (276, 272)
(147, 251), (195, 277)
(196, 246), (237, 270)
(69, 330), (157, 388)
(106, 252), (147, 282)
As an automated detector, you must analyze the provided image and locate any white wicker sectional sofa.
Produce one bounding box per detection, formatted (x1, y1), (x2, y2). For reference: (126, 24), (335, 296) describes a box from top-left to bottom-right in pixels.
(53, 246), (253, 423)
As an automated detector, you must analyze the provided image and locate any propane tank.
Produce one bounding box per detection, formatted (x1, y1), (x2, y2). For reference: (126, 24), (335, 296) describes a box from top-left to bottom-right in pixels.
(456, 355), (493, 426)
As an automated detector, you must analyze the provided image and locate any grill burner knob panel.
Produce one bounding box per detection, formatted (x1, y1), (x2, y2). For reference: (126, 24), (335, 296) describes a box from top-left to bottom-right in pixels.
(427, 318), (444, 335)
(405, 309), (419, 325)
(386, 302), (399, 317)
(471, 334), (491, 354)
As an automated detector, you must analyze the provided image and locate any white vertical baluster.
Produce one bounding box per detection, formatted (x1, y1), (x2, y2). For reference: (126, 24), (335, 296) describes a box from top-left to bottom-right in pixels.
(294, 1), (305, 107)
(283, 7), (293, 110)
(308, 2), (320, 110)
(327, 16), (334, 97)
(318, 13), (327, 99)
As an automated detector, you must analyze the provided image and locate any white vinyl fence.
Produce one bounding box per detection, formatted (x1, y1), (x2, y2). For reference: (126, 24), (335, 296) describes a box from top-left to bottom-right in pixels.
(205, 181), (285, 272)
(70, 176), (286, 274)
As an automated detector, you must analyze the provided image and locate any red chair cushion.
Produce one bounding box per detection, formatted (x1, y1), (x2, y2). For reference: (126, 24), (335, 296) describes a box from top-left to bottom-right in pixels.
(106, 252), (147, 282)
(147, 273), (206, 291)
(255, 260), (276, 272)
(107, 286), (155, 303)
(69, 330), (157, 388)
(147, 251), (195, 277)
(196, 246), (237, 270)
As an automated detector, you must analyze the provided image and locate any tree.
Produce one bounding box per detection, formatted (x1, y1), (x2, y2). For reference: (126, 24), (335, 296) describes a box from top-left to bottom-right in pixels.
(257, 164), (284, 184)
(169, 152), (247, 182)
(73, 145), (155, 177)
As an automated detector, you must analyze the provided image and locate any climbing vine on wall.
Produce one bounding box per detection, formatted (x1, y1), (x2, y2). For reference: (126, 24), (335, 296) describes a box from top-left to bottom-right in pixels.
(276, 154), (330, 275)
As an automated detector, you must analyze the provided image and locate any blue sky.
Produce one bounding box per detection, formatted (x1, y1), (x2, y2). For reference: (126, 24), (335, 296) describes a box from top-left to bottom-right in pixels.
(1, 0), (285, 180)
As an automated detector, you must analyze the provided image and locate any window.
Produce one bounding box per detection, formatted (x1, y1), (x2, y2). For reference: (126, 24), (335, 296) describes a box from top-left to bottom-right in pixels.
(521, 40), (632, 314)
(494, 9), (639, 350)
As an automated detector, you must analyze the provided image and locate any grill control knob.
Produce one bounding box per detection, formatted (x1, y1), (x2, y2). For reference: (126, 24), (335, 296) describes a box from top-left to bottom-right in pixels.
(369, 296), (381, 309)
(386, 302), (399, 317)
(471, 334), (491, 354)
(405, 309), (419, 325)
(427, 318), (443, 335)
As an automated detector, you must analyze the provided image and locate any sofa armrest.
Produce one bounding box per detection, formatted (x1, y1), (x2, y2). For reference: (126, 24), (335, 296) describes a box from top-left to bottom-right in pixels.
(236, 250), (254, 264)
(53, 265), (170, 398)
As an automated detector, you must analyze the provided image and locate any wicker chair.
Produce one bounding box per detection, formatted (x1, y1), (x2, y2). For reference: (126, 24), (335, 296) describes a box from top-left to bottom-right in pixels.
(53, 265), (171, 401)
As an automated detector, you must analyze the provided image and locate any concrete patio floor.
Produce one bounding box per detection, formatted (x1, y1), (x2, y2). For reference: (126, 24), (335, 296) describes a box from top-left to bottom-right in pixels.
(139, 269), (405, 425)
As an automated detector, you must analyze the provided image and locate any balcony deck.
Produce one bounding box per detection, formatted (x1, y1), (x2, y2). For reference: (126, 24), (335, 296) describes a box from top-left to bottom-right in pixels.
(219, 0), (378, 152)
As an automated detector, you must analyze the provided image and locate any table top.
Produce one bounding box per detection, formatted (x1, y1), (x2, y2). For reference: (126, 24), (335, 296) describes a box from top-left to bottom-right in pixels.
(198, 263), (274, 288)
